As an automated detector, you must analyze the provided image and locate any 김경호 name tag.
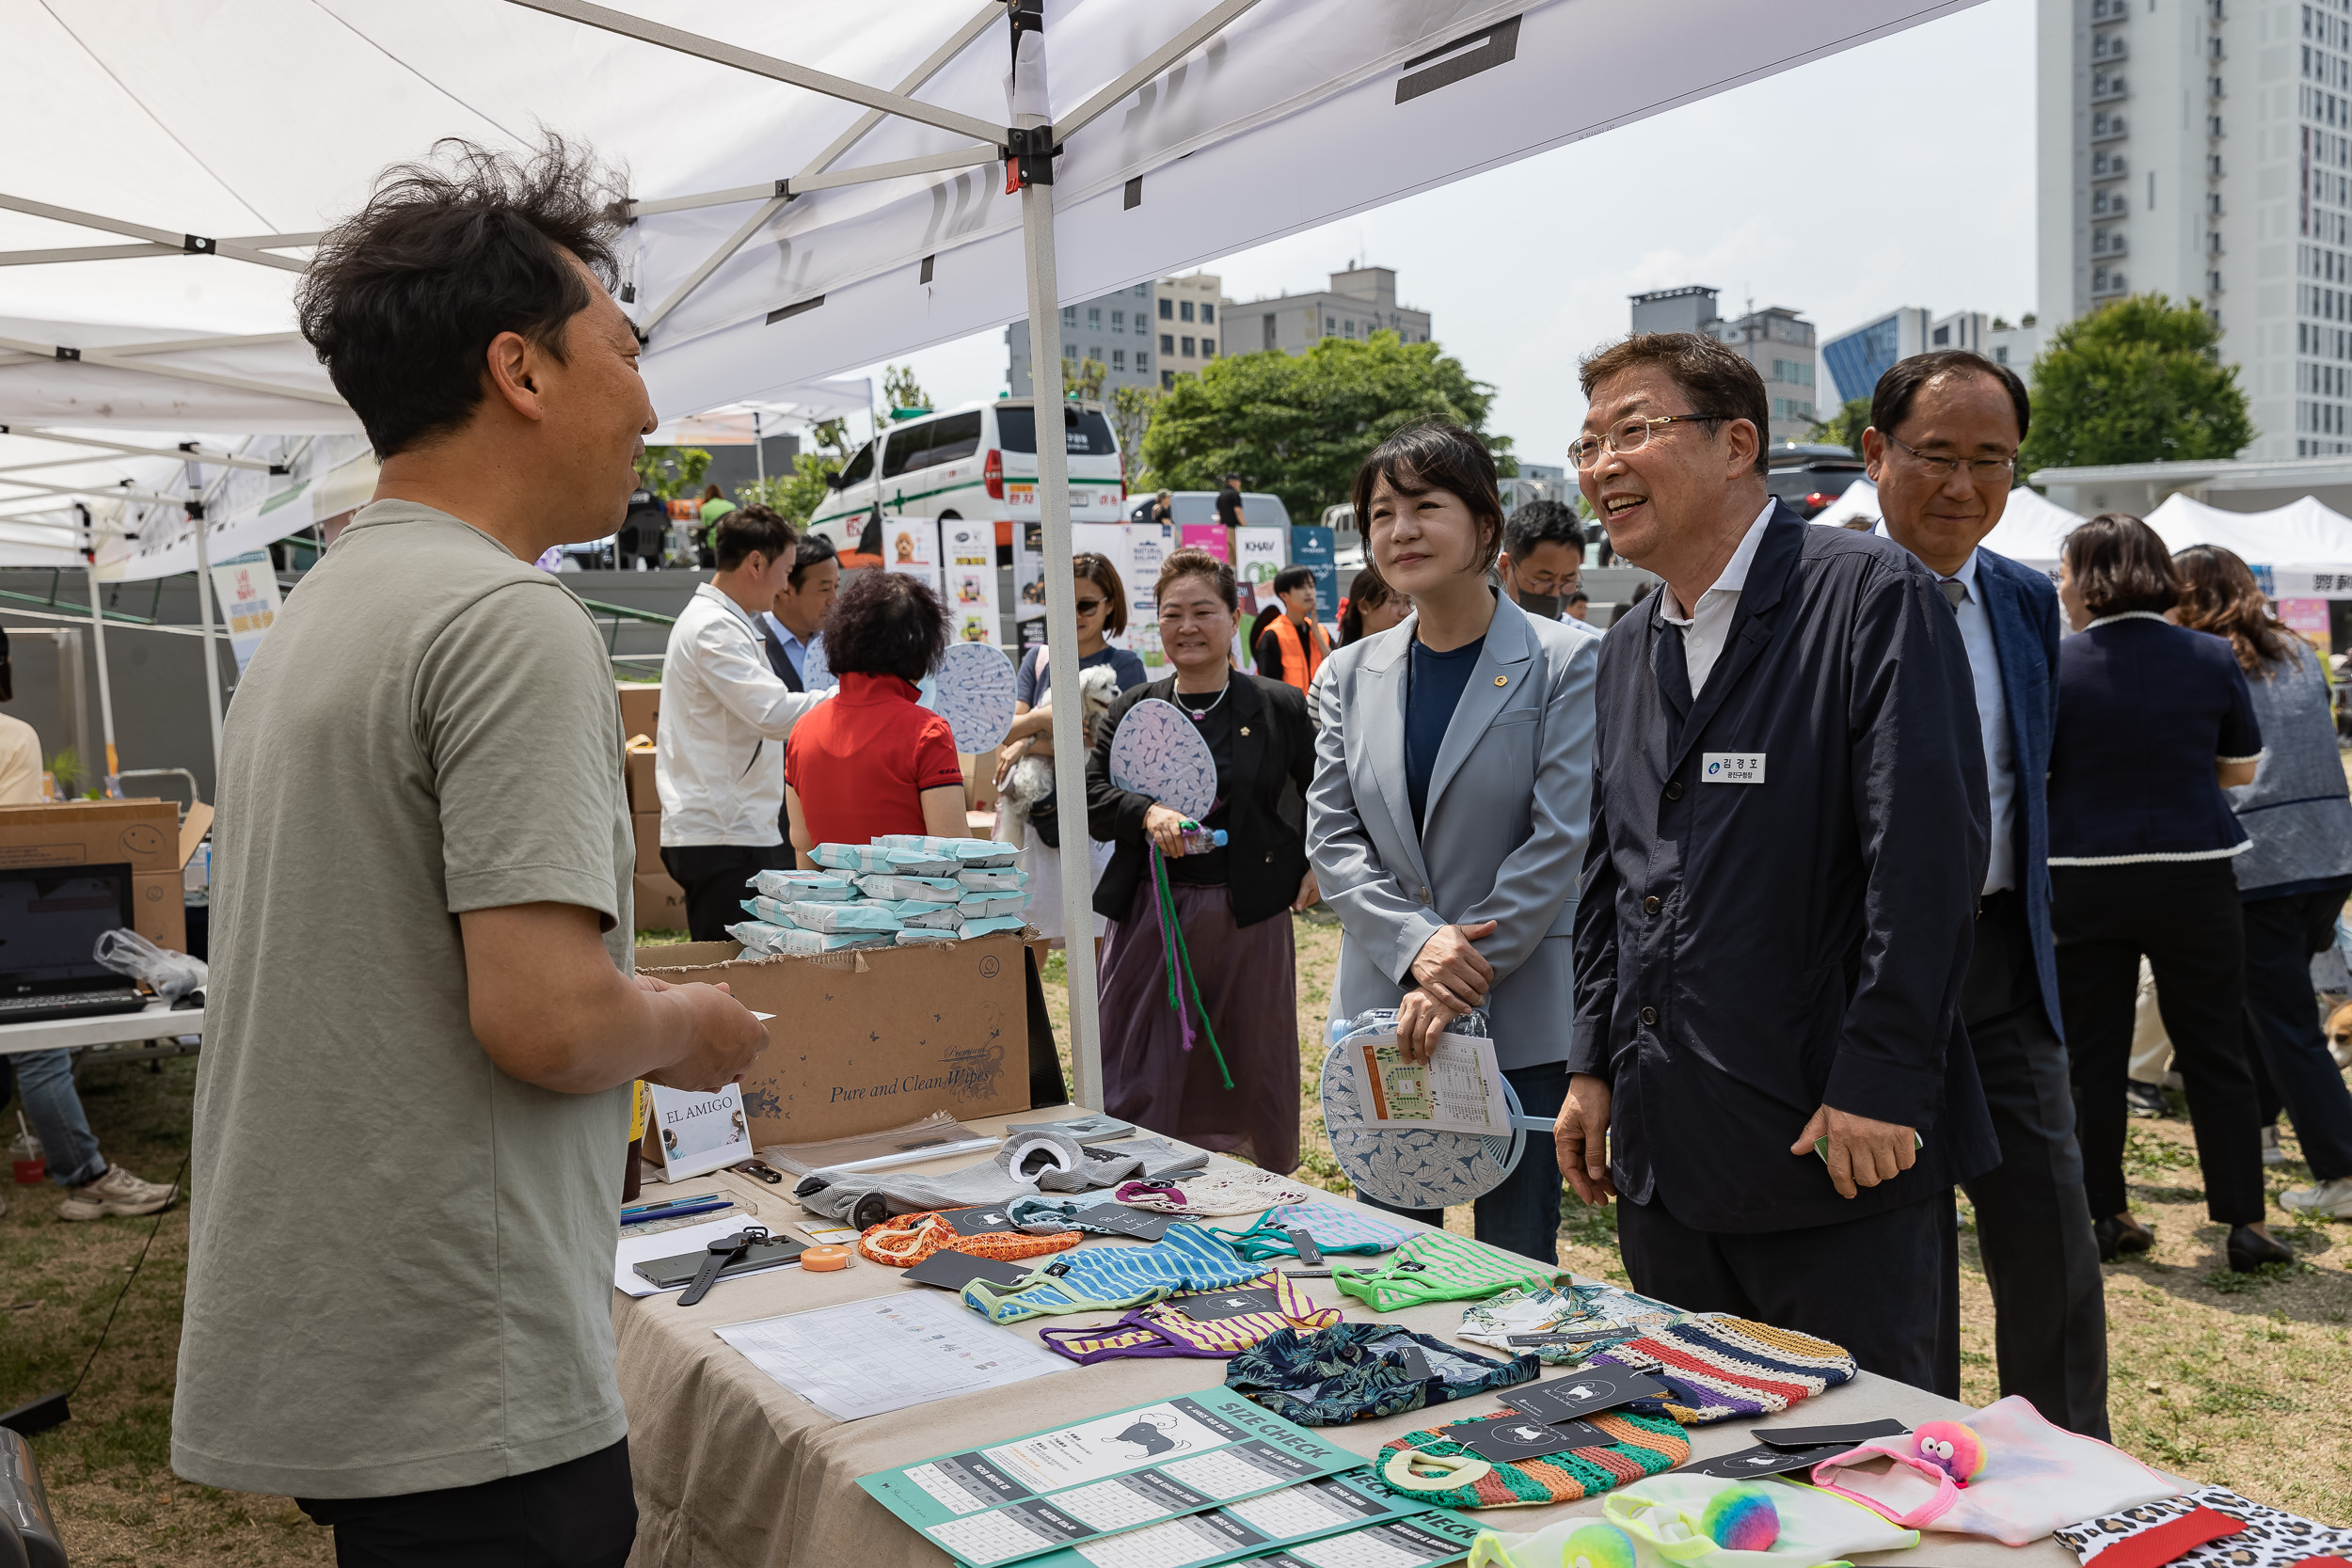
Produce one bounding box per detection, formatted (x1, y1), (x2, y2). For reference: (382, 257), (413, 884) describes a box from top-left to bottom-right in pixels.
(1701, 752), (1765, 784)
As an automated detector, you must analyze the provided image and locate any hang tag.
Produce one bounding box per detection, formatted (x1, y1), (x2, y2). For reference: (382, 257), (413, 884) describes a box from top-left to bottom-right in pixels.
(1701, 752), (1766, 784)
(1752, 1418), (1909, 1449)
(1282, 1268), (1335, 1279)
(1503, 1367), (1669, 1424)
(1682, 1442), (1851, 1480)
(903, 1251), (1033, 1291)
(1169, 1286), (1284, 1322)
(1504, 1328), (1635, 1348)
(1285, 1227), (1324, 1266)
(1392, 1345), (1435, 1382)
(938, 1206), (1022, 1236)
(1065, 1203), (1176, 1240)
(1442, 1417), (1609, 1464)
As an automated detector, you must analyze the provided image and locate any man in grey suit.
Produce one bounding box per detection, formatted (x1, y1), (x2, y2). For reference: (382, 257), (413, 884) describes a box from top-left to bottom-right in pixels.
(1309, 420), (1599, 1261)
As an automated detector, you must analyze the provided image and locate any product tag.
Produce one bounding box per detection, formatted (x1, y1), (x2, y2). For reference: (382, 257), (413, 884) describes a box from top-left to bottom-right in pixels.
(1683, 1441), (1851, 1480)
(903, 1251), (1032, 1291)
(1504, 1367), (1668, 1424)
(1065, 1203), (1177, 1241)
(1441, 1417), (1608, 1463)
(1392, 1345), (1435, 1382)
(1752, 1418), (1908, 1449)
(1170, 1286), (1284, 1322)
(1701, 752), (1766, 784)
(938, 1206), (1022, 1236)
(1505, 1328), (1634, 1348)
(1286, 1227), (1324, 1266)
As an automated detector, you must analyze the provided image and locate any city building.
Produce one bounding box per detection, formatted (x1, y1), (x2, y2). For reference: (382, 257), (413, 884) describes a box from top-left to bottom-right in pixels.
(2033, 0), (2319, 456)
(1629, 286), (1820, 443)
(1223, 265), (1434, 372)
(1007, 281), (1162, 398)
(1500, 463), (1571, 513)
(1820, 308), (2029, 403)
(1987, 319), (2046, 376)
(1155, 272), (1227, 388)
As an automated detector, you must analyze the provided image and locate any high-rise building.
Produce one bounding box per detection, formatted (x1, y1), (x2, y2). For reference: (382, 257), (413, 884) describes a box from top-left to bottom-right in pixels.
(1223, 265), (1434, 370)
(1007, 281), (1162, 398)
(2035, 0), (2334, 457)
(1820, 308), (2025, 404)
(1628, 287), (1820, 443)
(1153, 272), (1228, 388)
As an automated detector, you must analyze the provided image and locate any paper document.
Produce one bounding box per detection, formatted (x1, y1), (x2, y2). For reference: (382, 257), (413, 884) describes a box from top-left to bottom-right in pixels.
(1335, 1030), (1511, 1136)
(715, 1291), (1070, 1420)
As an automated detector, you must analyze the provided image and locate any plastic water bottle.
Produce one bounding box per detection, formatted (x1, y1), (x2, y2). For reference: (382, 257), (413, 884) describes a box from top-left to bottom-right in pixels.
(1176, 822), (1228, 856)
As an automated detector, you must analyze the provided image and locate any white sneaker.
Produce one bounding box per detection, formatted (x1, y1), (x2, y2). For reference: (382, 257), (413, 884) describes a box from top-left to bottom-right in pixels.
(56, 1163), (178, 1222)
(2262, 1127), (2285, 1166)
(2280, 1176), (2352, 1219)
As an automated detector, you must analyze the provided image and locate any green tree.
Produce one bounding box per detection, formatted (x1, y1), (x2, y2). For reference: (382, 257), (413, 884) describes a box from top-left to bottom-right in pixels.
(634, 446), (712, 499)
(1110, 384), (1162, 484)
(1061, 356), (1108, 402)
(1139, 332), (1499, 522)
(739, 451), (843, 527)
(1806, 396), (1871, 451)
(2017, 293), (2254, 471)
(882, 363), (930, 413)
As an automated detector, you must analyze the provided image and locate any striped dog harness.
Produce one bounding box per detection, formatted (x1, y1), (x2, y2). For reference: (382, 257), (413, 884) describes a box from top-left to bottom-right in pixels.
(1210, 1203), (1412, 1260)
(1034, 1272), (1341, 1363)
(1330, 1229), (1563, 1312)
(1378, 1409), (1691, 1510)
(1586, 1316), (1856, 1423)
(856, 1209), (1082, 1268)
(959, 1224), (1261, 1323)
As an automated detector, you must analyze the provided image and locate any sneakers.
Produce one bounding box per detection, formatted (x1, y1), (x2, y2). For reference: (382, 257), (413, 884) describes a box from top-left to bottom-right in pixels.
(56, 1163), (178, 1222)
(2125, 1083), (2170, 1118)
(2280, 1176), (2352, 1220)
(2262, 1126), (2286, 1166)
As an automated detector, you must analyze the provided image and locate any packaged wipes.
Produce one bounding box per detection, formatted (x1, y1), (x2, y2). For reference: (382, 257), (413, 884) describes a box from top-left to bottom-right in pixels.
(855, 873), (961, 902)
(957, 867), (1029, 892)
(885, 902), (966, 929)
(894, 927), (961, 945)
(959, 916), (1029, 939)
(748, 868), (856, 901)
(730, 922), (892, 956)
(789, 899), (902, 933)
(725, 921), (798, 954)
(741, 895), (807, 927)
(958, 891), (1028, 918)
(808, 843), (959, 876)
(873, 833), (1019, 868)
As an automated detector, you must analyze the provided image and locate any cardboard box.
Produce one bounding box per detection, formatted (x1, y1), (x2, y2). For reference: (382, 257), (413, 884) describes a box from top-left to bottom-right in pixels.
(633, 933), (1046, 1144)
(616, 682), (660, 746)
(633, 872), (687, 931)
(0, 799), (181, 874)
(632, 812), (664, 875)
(626, 748), (657, 813)
(134, 870), (186, 953)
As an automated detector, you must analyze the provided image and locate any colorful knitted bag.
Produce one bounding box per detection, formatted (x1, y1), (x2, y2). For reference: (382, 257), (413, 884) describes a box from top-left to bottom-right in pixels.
(959, 1223), (1262, 1323)
(855, 1209), (1081, 1268)
(1034, 1272), (1341, 1363)
(1225, 1322), (1539, 1426)
(1209, 1202), (1413, 1260)
(1584, 1316), (1857, 1423)
(1377, 1409), (1690, 1510)
(1329, 1229), (1563, 1312)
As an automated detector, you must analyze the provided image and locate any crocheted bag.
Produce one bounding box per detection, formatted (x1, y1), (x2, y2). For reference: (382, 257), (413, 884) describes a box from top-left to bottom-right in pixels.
(855, 1209), (1081, 1268)
(1378, 1409), (1689, 1510)
(959, 1224), (1262, 1323)
(1034, 1272), (1341, 1363)
(1585, 1317), (1858, 1423)
(1329, 1229), (1562, 1312)
(1225, 1322), (1538, 1426)
(1210, 1202), (1413, 1260)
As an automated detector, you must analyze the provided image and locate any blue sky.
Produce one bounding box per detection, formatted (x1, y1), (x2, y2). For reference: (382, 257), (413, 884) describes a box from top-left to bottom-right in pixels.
(857, 0), (2038, 470)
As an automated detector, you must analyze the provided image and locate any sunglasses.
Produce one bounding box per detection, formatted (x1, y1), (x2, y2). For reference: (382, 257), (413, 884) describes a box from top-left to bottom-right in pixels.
(1073, 597), (1106, 614)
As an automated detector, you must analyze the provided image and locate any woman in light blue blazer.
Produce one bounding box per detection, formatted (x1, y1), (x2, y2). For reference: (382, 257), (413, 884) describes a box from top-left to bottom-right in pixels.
(1306, 421), (1600, 1262)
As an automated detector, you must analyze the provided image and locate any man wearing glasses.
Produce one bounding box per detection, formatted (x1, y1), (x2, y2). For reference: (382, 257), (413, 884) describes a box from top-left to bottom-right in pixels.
(1496, 499), (1601, 642)
(1556, 332), (1998, 1394)
(1866, 351), (2110, 1437)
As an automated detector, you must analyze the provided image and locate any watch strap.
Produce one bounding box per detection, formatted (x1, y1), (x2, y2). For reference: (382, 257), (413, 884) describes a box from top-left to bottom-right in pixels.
(677, 1227), (763, 1307)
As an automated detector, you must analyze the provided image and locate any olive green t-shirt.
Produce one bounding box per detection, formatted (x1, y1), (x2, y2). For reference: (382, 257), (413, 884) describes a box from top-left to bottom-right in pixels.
(172, 501), (636, 1498)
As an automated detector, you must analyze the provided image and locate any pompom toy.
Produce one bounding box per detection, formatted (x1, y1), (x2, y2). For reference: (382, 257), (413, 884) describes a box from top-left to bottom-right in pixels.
(1913, 1419), (1986, 1482)
(1563, 1522), (1638, 1568)
(1700, 1484), (1782, 1552)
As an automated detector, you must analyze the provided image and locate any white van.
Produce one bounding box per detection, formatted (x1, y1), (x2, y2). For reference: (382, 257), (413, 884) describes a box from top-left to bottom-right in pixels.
(803, 398), (1125, 556)
(1126, 491), (1295, 530)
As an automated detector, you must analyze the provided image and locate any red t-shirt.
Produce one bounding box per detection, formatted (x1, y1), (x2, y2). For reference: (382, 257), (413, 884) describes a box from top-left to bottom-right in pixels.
(785, 672), (965, 847)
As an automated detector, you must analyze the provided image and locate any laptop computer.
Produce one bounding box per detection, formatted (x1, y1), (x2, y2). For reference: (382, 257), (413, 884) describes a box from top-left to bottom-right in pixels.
(0, 863), (151, 1023)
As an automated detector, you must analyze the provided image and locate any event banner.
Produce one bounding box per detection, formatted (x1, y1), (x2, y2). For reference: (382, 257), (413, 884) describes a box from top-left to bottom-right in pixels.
(858, 1391), (1368, 1567)
(1234, 529), (1288, 619)
(208, 549), (283, 673)
(885, 515), (942, 595)
(944, 517), (1001, 646)
(1289, 526), (1337, 622)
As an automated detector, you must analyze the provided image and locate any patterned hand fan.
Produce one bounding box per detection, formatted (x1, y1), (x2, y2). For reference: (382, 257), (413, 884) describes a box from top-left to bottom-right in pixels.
(919, 641), (1017, 752)
(1105, 697), (1217, 818)
(1319, 1009), (1557, 1209)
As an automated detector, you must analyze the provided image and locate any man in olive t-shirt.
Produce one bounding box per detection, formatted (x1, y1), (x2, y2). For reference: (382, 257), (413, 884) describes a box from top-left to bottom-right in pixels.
(172, 141), (765, 1568)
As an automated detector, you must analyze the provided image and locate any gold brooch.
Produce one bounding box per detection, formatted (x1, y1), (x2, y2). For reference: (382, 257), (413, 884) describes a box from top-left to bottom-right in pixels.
(1494, 675), (1508, 687)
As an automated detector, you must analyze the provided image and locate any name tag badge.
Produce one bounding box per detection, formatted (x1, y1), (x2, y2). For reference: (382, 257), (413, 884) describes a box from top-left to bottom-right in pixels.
(1702, 752), (1766, 784)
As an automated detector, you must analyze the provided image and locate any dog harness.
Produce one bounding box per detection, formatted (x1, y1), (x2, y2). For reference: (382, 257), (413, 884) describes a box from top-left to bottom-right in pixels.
(958, 1223), (1262, 1323)
(1209, 1202), (1412, 1260)
(855, 1209), (1081, 1268)
(1329, 1229), (1563, 1312)
(1111, 1168), (1315, 1216)
(1034, 1272), (1341, 1363)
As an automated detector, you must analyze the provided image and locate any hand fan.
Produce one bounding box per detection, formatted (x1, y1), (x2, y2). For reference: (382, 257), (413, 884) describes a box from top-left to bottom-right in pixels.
(1105, 697), (1217, 819)
(1318, 1009), (1557, 1208)
(920, 641), (1017, 752)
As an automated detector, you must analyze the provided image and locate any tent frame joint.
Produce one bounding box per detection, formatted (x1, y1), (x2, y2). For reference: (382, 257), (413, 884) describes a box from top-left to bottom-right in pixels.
(1005, 123), (1058, 187)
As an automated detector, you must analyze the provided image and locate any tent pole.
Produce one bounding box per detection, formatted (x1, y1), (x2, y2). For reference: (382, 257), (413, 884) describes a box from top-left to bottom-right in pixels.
(1018, 97), (1104, 1113)
(84, 561), (117, 791)
(189, 497), (224, 782)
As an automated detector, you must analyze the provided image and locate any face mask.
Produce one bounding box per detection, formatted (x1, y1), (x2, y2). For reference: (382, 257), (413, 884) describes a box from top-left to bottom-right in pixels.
(1514, 590), (1563, 619)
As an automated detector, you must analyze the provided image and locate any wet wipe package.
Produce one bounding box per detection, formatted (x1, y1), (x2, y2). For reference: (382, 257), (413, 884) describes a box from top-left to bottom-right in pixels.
(872, 833), (1020, 867)
(746, 868), (858, 901)
(856, 873), (962, 903)
(810, 843), (960, 876)
(728, 921), (890, 956)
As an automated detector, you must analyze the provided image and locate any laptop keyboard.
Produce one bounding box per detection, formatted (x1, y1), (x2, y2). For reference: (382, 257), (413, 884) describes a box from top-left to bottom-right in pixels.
(0, 989), (148, 1020)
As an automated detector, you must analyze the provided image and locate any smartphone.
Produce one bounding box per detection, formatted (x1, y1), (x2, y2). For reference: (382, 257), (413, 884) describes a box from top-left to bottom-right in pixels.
(632, 1237), (808, 1290)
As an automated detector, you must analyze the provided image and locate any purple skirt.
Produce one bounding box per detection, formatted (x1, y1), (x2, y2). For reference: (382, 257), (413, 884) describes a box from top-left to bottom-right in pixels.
(1099, 878), (1300, 1175)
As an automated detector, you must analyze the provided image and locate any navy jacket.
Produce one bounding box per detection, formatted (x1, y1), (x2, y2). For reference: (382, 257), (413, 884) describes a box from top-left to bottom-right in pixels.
(1570, 504), (1999, 1232)
(1973, 548), (2066, 1040)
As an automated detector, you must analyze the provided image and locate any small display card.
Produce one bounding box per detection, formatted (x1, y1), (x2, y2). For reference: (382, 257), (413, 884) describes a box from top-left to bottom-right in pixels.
(646, 1082), (751, 1182)
(1438, 1417), (1608, 1464)
(1502, 1368), (1667, 1425)
(905, 1251), (1037, 1291)
(1681, 1442), (1852, 1480)
(1750, 1418), (1907, 1449)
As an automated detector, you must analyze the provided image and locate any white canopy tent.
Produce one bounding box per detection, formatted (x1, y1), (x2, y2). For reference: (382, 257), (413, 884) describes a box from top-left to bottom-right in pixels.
(4, 0), (1986, 1102)
(2144, 493), (2352, 571)
(1977, 483), (2084, 568)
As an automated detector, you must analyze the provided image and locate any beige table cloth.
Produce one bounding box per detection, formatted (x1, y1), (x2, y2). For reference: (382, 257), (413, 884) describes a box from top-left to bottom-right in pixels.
(616, 1106), (2088, 1568)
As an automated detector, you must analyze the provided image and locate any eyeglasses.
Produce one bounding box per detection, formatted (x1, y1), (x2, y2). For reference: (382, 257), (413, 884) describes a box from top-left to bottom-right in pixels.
(1569, 413), (1731, 471)
(1886, 433), (2017, 483)
(1073, 597), (1106, 614)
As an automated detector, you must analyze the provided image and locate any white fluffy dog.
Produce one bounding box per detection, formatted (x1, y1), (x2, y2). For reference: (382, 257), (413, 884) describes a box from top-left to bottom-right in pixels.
(993, 663), (1120, 848)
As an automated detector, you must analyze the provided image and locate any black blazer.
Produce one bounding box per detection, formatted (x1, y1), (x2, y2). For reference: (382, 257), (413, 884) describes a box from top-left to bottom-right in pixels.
(1088, 673), (1313, 929)
(1569, 502), (1999, 1232)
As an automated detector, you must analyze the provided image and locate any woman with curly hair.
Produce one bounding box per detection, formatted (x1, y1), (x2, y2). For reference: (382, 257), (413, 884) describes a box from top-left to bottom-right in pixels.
(785, 571), (968, 858)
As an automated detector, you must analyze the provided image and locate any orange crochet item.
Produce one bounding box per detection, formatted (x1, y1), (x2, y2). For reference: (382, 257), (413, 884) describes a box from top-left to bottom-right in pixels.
(856, 1209), (1083, 1268)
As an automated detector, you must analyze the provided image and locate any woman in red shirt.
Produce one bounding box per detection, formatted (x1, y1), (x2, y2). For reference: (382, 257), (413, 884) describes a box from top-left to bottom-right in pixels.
(785, 572), (969, 860)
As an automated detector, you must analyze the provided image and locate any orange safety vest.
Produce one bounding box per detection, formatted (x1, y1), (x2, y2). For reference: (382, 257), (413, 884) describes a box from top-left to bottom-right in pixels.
(1267, 613), (1329, 694)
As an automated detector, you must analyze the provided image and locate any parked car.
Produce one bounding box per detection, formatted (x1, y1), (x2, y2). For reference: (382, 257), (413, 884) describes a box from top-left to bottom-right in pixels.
(1127, 490), (1295, 530)
(1766, 442), (1867, 519)
(803, 399), (1125, 557)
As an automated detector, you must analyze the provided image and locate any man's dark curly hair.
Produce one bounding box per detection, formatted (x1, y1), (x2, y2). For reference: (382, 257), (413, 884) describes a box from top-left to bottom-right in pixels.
(821, 571), (950, 686)
(296, 135), (628, 457)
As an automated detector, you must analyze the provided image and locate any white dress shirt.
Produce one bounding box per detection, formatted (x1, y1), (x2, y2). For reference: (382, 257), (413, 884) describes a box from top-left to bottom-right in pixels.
(657, 582), (830, 846)
(1877, 526), (2017, 895)
(1657, 499), (1774, 696)
(760, 611), (821, 684)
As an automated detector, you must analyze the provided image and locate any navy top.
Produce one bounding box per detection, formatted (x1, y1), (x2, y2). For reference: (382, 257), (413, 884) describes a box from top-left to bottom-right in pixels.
(2047, 613), (2264, 865)
(1016, 643), (1149, 705)
(1405, 634), (1486, 832)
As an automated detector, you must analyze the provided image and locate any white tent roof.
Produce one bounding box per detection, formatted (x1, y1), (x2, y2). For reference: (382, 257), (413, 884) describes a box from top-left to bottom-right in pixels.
(2143, 492), (2352, 568)
(1808, 479), (1881, 531)
(1978, 483), (2083, 566)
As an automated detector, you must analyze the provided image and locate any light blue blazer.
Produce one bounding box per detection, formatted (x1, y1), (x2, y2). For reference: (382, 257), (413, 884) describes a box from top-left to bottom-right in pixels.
(1306, 593), (1600, 1070)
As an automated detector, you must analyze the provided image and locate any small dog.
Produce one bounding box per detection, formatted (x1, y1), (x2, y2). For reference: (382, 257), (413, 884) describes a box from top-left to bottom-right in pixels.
(2327, 998), (2352, 1073)
(993, 662), (1119, 848)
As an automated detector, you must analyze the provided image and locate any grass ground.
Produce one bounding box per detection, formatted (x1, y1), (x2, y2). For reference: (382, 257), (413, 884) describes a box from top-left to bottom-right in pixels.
(6, 915), (2347, 1561)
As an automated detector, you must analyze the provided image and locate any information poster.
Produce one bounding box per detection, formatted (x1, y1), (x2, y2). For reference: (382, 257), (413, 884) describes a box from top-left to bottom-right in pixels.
(945, 517), (1002, 645)
(1124, 521), (1172, 667)
(1336, 1032), (1511, 1137)
(1234, 530), (1288, 620)
(885, 515), (942, 594)
(1180, 524), (1230, 562)
(2281, 596), (2331, 656)
(860, 1392), (1368, 1568)
(1289, 526), (1338, 624)
(209, 548), (283, 673)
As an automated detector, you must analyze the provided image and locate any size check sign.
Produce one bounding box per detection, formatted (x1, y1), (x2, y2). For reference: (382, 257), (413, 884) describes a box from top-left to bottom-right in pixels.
(1702, 752), (1766, 784)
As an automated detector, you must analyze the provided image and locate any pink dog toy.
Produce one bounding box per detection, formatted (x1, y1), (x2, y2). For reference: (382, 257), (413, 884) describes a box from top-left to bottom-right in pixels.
(1912, 1419), (1986, 1482)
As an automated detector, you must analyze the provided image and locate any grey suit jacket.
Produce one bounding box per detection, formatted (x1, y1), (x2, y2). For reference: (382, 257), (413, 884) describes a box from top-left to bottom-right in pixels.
(1306, 592), (1600, 1070)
